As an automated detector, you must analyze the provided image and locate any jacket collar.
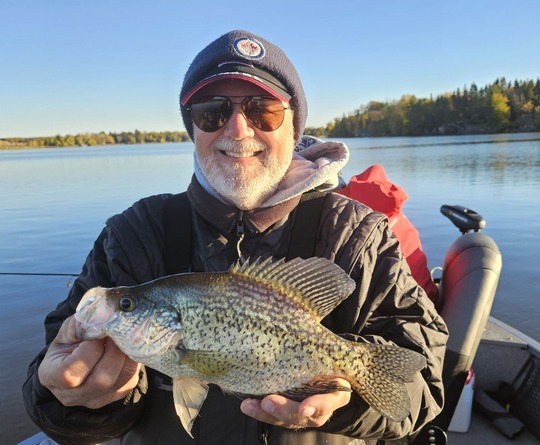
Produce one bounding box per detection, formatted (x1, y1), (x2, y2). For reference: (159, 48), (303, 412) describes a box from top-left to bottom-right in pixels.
(187, 176), (301, 233)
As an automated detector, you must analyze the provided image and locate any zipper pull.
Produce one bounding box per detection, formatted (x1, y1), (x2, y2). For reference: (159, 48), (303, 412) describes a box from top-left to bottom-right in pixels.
(236, 211), (246, 264)
(259, 423), (270, 445)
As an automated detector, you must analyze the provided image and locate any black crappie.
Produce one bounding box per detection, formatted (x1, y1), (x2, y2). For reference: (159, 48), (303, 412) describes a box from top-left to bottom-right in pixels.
(75, 256), (426, 436)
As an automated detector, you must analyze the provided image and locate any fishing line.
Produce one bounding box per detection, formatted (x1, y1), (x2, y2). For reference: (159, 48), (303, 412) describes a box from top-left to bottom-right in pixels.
(0, 272), (79, 288)
(0, 272), (79, 277)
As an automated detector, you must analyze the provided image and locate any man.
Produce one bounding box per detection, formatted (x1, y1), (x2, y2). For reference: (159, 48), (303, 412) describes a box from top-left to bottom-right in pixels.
(23, 30), (448, 445)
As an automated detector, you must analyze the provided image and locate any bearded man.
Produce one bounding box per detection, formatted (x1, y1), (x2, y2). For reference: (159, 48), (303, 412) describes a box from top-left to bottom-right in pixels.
(23, 30), (447, 445)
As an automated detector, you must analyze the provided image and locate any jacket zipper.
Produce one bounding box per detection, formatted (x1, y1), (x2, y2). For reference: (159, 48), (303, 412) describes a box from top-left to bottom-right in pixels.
(235, 213), (268, 445)
(259, 422), (270, 445)
(235, 211), (246, 264)
(237, 213), (270, 445)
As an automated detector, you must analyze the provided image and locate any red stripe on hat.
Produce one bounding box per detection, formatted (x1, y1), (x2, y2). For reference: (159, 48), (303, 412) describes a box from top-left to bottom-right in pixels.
(181, 73), (290, 105)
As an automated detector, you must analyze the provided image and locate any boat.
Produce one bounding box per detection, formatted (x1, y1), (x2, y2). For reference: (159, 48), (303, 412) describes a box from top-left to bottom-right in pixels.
(446, 316), (540, 444)
(17, 205), (540, 445)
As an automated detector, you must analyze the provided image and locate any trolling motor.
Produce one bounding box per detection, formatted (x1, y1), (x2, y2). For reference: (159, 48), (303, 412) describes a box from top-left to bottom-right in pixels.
(435, 204), (521, 442)
(440, 204), (486, 234)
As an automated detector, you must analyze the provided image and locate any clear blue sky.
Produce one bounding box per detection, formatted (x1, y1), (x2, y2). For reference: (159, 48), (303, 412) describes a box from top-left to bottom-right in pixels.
(2, 0), (539, 138)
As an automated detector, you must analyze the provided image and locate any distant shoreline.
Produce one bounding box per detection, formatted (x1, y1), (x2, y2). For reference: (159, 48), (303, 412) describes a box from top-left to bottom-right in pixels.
(0, 130), (191, 150)
(2, 129), (540, 151)
(0, 140), (185, 150)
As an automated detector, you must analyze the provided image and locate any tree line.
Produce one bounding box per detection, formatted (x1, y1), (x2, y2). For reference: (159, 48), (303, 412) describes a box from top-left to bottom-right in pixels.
(308, 78), (540, 138)
(2, 77), (540, 149)
(0, 130), (190, 149)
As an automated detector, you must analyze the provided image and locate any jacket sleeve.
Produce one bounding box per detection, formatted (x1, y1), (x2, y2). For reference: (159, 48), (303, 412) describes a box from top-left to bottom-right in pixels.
(22, 224), (152, 445)
(316, 198), (448, 440)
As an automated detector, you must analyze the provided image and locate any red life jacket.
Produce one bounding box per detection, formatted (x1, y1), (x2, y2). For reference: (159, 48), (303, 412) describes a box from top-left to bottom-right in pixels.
(338, 164), (439, 303)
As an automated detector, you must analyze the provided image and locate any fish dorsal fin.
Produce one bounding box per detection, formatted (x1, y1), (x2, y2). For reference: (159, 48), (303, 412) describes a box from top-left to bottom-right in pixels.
(230, 257), (356, 321)
(172, 377), (209, 438)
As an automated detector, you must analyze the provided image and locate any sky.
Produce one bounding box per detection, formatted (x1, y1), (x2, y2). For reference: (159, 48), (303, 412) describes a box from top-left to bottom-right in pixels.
(1, 0), (540, 138)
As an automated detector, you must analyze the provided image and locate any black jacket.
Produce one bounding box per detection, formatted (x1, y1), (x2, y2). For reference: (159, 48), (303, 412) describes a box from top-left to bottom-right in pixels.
(23, 178), (448, 445)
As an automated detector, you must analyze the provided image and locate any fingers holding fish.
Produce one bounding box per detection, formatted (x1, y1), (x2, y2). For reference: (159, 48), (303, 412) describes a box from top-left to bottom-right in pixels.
(241, 396), (306, 429)
(39, 316), (98, 389)
(297, 378), (352, 427)
(84, 338), (137, 389)
(38, 316), (141, 409)
(240, 378), (351, 429)
(80, 338), (142, 406)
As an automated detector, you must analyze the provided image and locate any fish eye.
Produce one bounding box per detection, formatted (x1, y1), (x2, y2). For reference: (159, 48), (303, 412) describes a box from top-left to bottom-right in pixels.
(118, 295), (138, 312)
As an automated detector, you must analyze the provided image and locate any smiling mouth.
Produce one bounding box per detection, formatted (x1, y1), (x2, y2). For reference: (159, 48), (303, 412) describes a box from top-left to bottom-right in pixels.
(221, 150), (263, 158)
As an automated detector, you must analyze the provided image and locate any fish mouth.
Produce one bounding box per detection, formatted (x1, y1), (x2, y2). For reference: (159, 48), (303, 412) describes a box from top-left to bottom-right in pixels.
(75, 288), (117, 340)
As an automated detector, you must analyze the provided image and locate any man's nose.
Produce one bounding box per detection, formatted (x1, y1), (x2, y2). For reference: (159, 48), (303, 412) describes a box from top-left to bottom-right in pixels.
(223, 104), (255, 139)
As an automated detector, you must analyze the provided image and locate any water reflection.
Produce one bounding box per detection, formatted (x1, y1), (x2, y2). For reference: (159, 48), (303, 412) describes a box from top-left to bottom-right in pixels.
(0, 134), (539, 443)
(344, 133), (540, 189)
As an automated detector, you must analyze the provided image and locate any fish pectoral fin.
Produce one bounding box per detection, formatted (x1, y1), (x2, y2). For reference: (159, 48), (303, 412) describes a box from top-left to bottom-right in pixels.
(183, 349), (237, 377)
(279, 376), (352, 402)
(172, 378), (209, 438)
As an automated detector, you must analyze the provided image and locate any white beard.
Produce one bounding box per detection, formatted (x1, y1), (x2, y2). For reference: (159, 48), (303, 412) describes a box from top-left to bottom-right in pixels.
(198, 137), (292, 210)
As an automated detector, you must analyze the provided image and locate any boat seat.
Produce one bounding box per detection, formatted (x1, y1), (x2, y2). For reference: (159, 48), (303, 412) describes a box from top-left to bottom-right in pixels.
(410, 207), (502, 444)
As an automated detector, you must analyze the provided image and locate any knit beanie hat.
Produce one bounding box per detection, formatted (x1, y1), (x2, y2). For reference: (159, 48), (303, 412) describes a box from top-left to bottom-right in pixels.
(180, 30), (307, 143)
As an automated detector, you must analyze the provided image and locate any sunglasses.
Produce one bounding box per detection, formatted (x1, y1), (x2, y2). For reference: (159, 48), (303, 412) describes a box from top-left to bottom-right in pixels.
(188, 95), (290, 133)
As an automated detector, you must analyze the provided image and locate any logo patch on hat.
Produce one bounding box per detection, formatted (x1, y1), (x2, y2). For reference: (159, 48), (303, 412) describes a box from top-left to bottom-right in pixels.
(233, 37), (265, 60)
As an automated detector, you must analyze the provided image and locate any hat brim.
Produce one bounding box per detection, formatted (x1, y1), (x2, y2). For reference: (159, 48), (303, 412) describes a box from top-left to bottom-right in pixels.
(181, 66), (291, 106)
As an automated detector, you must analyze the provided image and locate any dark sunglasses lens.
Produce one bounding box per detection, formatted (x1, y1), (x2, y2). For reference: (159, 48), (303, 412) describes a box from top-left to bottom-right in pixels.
(190, 96), (286, 132)
(243, 97), (285, 131)
(191, 97), (231, 132)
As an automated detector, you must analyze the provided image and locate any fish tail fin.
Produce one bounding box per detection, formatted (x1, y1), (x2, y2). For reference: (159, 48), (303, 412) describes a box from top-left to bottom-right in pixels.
(347, 342), (427, 422)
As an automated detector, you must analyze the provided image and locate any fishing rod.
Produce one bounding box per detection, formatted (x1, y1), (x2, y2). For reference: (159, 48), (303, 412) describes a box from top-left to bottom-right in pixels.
(0, 272), (79, 288)
(0, 272), (79, 277)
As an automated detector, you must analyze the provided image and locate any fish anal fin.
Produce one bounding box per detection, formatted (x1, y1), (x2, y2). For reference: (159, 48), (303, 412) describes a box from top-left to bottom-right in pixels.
(278, 376), (352, 402)
(231, 257), (356, 321)
(172, 378), (209, 438)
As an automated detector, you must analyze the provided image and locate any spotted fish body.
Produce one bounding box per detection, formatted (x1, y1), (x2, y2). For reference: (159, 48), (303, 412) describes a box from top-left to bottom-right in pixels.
(75, 257), (426, 436)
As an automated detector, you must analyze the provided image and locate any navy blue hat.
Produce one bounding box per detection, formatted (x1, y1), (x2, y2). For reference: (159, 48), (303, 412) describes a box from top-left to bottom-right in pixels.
(180, 30), (307, 143)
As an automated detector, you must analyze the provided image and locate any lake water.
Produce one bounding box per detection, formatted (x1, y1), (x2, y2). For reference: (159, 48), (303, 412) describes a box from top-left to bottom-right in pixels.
(1, 133), (539, 443)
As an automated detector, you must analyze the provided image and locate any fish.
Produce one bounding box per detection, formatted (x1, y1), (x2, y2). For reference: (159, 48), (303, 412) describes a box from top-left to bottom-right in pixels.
(75, 256), (426, 436)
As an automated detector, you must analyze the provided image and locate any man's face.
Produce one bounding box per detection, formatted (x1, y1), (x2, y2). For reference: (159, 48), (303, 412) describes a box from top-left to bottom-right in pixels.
(192, 79), (295, 210)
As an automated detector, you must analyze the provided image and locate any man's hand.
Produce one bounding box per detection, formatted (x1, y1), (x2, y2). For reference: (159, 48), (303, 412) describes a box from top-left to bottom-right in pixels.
(240, 378), (351, 429)
(38, 315), (141, 409)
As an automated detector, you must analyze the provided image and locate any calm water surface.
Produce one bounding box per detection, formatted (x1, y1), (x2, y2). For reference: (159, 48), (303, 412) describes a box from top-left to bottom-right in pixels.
(1, 133), (539, 443)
